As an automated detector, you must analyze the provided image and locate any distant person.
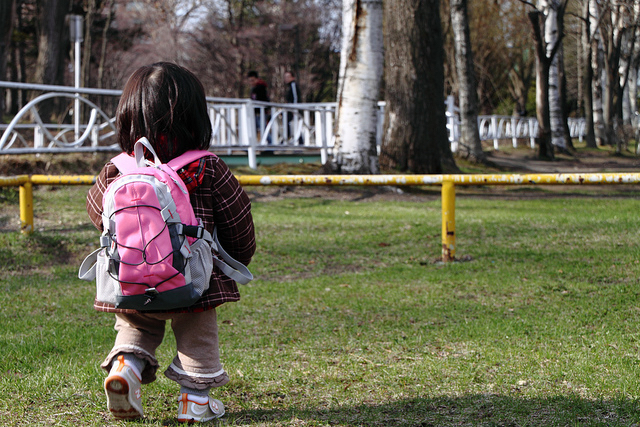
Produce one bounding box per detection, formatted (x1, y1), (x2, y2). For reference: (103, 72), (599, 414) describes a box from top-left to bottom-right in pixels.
(247, 70), (270, 103)
(247, 70), (271, 144)
(284, 71), (302, 144)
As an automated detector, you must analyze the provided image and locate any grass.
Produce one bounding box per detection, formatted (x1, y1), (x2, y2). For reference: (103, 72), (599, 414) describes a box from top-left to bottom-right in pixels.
(1, 179), (640, 426)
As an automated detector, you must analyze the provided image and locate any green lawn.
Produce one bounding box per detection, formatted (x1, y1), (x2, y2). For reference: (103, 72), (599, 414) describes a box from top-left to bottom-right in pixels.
(1, 183), (640, 426)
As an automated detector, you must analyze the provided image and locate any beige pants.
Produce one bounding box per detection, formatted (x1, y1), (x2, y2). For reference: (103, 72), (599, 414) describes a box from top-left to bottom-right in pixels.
(100, 309), (229, 390)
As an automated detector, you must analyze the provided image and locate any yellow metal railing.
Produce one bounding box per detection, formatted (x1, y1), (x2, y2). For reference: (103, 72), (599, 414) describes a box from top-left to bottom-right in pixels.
(0, 174), (97, 233)
(2, 173), (640, 261)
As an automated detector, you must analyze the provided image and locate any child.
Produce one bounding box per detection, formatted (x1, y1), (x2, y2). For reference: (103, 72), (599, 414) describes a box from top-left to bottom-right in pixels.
(86, 62), (256, 422)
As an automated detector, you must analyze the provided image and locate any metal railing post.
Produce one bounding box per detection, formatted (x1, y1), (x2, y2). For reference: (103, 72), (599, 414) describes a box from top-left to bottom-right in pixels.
(34, 126), (43, 150)
(319, 110), (328, 165)
(441, 180), (455, 262)
(242, 102), (257, 169)
(529, 118), (537, 148)
(19, 180), (34, 234)
(491, 116), (499, 150)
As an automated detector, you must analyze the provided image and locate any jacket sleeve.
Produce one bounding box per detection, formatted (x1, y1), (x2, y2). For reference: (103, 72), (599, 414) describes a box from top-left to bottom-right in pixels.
(193, 156), (256, 267)
(86, 162), (120, 231)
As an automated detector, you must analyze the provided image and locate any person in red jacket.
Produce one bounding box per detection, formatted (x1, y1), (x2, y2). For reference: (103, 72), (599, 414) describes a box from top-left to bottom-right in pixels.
(86, 62), (256, 423)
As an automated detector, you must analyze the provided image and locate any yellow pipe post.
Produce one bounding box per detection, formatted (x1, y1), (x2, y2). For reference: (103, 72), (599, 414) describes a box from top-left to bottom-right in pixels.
(441, 180), (455, 262)
(19, 180), (34, 234)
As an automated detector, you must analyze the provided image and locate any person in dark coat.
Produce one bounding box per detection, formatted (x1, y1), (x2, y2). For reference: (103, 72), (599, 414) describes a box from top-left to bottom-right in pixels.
(247, 70), (272, 144)
(284, 70), (302, 144)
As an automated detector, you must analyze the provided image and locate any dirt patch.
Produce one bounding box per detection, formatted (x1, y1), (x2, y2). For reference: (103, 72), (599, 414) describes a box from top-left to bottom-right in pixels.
(2, 147), (640, 204)
(0, 152), (113, 176)
(1, 147), (638, 176)
(484, 148), (640, 173)
(244, 147), (640, 202)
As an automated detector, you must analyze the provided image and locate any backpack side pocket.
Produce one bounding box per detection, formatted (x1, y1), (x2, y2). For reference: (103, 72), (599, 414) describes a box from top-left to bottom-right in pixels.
(187, 238), (213, 297)
(95, 249), (121, 305)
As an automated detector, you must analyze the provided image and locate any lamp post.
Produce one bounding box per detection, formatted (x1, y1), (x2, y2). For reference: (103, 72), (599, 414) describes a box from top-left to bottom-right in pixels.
(69, 15), (83, 142)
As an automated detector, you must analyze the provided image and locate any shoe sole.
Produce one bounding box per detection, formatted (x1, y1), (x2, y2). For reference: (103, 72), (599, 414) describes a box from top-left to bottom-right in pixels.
(105, 376), (142, 420)
(178, 414), (225, 423)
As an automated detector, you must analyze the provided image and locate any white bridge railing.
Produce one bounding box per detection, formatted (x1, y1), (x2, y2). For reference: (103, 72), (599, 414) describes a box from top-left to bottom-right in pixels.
(0, 82), (585, 169)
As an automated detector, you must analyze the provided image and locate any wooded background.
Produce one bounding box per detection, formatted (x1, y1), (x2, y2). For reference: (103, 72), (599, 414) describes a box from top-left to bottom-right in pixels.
(0, 0), (637, 171)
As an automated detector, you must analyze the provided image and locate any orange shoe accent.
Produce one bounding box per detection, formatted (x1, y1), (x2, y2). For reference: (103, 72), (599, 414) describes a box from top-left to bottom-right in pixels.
(180, 393), (189, 415)
(115, 355), (126, 373)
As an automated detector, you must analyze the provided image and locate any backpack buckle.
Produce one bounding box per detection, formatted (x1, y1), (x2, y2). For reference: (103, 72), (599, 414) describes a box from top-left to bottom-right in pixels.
(100, 235), (111, 247)
(183, 225), (204, 239)
(144, 288), (159, 297)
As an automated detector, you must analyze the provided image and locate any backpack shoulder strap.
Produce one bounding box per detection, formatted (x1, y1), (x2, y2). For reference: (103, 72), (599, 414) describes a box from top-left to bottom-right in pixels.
(110, 152), (137, 174)
(168, 150), (216, 171)
(112, 149), (216, 174)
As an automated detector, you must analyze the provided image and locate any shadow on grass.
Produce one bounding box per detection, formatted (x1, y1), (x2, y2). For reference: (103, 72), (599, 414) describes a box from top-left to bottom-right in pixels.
(0, 226), (97, 273)
(0, 222), (97, 234)
(149, 395), (640, 426)
(211, 395), (640, 426)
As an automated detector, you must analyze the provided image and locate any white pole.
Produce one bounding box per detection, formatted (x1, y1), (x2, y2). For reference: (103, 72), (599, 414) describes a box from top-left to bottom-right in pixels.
(70, 15), (83, 142)
(74, 39), (81, 141)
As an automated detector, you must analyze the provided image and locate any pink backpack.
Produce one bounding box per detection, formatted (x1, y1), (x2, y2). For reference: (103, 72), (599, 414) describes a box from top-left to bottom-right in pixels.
(79, 138), (252, 310)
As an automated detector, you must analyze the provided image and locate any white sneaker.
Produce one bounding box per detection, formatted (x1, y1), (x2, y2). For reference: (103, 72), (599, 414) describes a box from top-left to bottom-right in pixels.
(104, 355), (143, 420)
(177, 393), (225, 423)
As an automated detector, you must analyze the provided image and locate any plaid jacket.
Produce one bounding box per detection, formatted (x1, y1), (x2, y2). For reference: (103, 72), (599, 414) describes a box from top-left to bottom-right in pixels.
(86, 154), (256, 313)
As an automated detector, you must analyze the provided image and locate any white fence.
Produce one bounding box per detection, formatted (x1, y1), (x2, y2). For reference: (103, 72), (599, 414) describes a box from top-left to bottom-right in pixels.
(0, 82), (585, 168)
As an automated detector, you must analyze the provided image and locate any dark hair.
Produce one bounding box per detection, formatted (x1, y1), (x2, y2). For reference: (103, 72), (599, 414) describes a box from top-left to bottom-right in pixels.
(115, 62), (212, 162)
(247, 70), (258, 78)
(285, 70), (295, 78)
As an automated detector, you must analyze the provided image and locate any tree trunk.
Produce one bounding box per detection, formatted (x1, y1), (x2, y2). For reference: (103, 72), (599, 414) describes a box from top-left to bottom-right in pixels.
(380, 0), (457, 173)
(601, 2), (631, 153)
(34, 0), (71, 121)
(0, 0), (16, 116)
(450, 0), (485, 163)
(581, 0), (597, 148)
(97, 0), (114, 90)
(541, 0), (567, 150)
(589, 0), (605, 146)
(629, 62), (639, 145)
(629, 4), (640, 134)
(558, 46), (574, 150)
(9, 0), (26, 115)
(82, 0), (95, 89)
(529, 10), (554, 160)
(619, 1), (639, 138)
(332, 0), (383, 174)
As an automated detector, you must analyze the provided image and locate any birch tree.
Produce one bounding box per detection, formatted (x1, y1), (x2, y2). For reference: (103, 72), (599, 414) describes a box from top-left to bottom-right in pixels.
(541, 0), (570, 150)
(527, 1), (567, 159)
(580, 0), (598, 148)
(601, 1), (626, 148)
(619, 2), (639, 132)
(450, 0), (485, 163)
(331, 0), (383, 174)
(589, 0), (606, 145)
(627, 10), (640, 137)
(380, 0), (457, 173)
(590, 0), (639, 150)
